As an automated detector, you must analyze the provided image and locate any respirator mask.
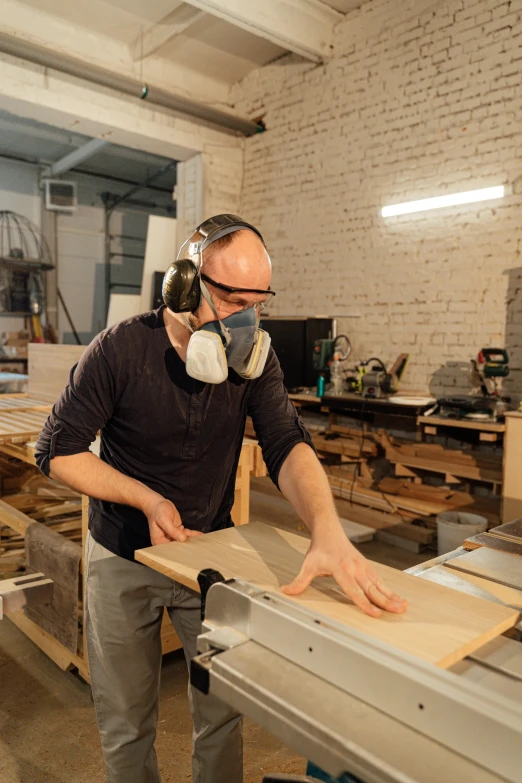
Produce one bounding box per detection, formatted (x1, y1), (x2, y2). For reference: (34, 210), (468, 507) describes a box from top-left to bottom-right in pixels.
(162, 214), (275, 384)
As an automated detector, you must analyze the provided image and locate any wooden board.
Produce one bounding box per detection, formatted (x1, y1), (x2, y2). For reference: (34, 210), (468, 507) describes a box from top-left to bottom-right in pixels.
(445, 547), (522, 591)
(417, 416), (505, 433)
(135, 522), (518, 669)
(28, 343), (85, 401)
(0, 409), (49, 444)
(140, 215), (177, 313)
(0, 394), (52, 412)
(339, 518), (374, 543)
(502, 414), (522, 522)
(106, 293), (141, 328)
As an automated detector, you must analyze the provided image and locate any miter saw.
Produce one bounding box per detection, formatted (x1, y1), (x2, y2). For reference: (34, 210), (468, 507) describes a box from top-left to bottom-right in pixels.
(430, 348), (511, 421)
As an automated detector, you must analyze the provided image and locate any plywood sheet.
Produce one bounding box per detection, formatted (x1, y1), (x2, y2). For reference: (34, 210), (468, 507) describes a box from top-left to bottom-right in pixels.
(140, 215), (177, 313)
(135, 522), (518, 669)
(106, 293), (141, 328)
(28, 344), (85, 401)
(445, 547), (522, 591)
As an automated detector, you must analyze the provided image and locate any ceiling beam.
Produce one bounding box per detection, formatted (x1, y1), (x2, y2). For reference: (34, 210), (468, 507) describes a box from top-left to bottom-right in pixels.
(182, 0), (342, 61)
(130, 4), (205, 61)
(43, 138), (109, 177)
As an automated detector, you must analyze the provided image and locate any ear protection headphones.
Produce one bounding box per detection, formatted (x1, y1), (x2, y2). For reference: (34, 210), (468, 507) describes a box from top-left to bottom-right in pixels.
(162, 214), (265, 313)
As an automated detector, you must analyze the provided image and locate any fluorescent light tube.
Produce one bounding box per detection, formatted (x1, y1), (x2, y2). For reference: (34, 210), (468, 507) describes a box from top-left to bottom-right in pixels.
(382, 185), (505, 217)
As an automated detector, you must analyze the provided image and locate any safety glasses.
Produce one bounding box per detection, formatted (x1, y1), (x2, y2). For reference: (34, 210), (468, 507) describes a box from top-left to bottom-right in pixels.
(201, 273), (275, 313)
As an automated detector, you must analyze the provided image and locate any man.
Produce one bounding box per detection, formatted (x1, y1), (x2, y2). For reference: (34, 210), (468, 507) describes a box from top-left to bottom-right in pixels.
(35, 215), (406, 783)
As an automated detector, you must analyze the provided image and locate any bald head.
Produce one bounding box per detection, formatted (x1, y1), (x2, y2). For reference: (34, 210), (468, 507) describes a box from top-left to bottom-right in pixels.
(182, 228), (272, 329)
(202, 229), (271, 290)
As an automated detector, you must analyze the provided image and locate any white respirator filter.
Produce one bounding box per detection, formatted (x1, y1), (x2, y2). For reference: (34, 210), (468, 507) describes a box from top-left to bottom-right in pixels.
(185, 331), (228, 384)
(238, 329), (271, 379)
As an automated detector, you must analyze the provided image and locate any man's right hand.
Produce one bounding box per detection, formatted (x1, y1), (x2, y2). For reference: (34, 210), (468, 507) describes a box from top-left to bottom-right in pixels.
(143, 495), (202, 545)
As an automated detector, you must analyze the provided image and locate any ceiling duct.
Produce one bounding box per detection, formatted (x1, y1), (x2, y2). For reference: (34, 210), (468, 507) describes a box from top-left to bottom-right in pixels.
(0, 31), (263, 137)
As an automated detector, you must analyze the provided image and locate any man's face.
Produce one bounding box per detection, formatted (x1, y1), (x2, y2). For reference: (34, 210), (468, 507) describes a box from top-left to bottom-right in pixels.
(189, 230), (272, 330)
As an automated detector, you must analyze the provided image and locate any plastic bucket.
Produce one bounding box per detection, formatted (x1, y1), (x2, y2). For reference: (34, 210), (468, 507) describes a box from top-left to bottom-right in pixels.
(436, 511), (488, 556)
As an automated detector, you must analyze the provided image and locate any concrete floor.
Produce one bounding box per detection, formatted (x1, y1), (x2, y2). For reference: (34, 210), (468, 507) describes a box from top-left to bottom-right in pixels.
(0, 619), (304, 783)
(0, 480), (428, 783)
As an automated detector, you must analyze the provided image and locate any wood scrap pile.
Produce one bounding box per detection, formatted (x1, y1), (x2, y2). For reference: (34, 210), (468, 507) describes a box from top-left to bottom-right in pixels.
(0, 466), (82, 576)
(316, 429), (500, 552)
(248, 417), (502, 553)
(381, 432), (503, 485)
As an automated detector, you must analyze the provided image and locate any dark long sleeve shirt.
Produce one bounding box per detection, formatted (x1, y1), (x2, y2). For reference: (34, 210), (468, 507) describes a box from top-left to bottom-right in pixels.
(35, 307), (313, 560)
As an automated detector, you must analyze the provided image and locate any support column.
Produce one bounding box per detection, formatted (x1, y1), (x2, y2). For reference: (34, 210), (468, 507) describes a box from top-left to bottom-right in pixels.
(40, 203), (58, 333)
(175, 144), (244, 250)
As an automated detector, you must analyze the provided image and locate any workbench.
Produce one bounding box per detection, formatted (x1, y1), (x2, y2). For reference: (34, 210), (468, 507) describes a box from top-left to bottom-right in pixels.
(289, 391), (509, 522)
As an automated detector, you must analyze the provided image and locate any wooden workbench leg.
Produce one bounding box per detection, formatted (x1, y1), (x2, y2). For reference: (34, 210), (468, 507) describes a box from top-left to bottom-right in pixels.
(232, 464), (250, 526)
(80, 494), (90, 680)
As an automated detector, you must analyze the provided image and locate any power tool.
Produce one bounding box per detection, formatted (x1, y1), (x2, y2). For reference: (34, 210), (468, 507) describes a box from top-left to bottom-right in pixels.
(346, 353), (409, 397)
(312, 335), (351, 374)
(472, 348), (509, 397)
(431, 348), (510, 421)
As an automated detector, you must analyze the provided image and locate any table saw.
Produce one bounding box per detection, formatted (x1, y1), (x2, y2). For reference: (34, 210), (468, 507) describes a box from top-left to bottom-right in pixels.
(2, 530), (521, 783)
(188, 548), (522, 783)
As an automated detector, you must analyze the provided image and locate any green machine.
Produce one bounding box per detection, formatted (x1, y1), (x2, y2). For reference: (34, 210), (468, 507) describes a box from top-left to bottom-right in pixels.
(312, 335), (351, 374)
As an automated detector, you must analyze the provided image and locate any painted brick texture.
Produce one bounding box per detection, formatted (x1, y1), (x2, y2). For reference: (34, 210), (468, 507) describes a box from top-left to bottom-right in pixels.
(232, 0), (522, 397)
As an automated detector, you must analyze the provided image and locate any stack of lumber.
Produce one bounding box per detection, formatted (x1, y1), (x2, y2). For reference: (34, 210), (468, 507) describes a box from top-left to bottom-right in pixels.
(0, 473), (82, 575)
(0, 408), (50, 445)
(381, 432), (503, 485)
(312, 427), (378, 460)
(325, 473), (498, 552)
(245, 417), (501, 552)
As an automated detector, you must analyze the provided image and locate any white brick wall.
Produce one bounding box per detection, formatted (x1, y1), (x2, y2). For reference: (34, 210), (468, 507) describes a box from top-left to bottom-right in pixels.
(231, 0), (522, 398)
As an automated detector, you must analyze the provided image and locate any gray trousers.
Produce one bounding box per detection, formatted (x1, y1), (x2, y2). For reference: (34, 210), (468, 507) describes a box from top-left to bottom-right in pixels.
(85, 532), (243, 783)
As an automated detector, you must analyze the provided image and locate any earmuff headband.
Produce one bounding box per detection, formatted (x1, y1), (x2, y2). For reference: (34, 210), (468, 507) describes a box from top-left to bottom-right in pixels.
(163, 214), (266, 314)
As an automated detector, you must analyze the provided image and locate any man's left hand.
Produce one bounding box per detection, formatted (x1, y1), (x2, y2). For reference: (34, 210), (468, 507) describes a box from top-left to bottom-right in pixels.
(282, 526), (408, 618)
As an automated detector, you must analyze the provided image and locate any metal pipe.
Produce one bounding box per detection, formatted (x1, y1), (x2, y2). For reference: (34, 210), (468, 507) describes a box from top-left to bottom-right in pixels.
(57, 287), (82, 345)
(0, 31), (263, 137)
(109, 253), (144, 260)
(104, 207), (111, 323)
(0, 154), (174, 196)
(104, 161), (177, 211)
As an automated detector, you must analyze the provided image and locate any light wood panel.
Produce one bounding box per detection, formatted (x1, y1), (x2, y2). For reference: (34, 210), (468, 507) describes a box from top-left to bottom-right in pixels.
(106, 293), (141, 328)
(28, 343), (85, 401)
(140, 215), (177, 313)
(0, 409), (49, 444)
(0, 394), (53, 412)
(445, 547), (522, 591)
(135, 521), (518, 669)
(502, 413), (522, 522)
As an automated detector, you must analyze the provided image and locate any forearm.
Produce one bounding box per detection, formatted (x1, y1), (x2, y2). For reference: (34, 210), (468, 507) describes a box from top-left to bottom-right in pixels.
(278, 443), (342, 538)
(49, 452), (159, 514)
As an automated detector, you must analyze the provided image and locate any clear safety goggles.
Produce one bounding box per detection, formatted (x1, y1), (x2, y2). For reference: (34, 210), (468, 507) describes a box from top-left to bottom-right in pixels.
(200, 273), (275, 316)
